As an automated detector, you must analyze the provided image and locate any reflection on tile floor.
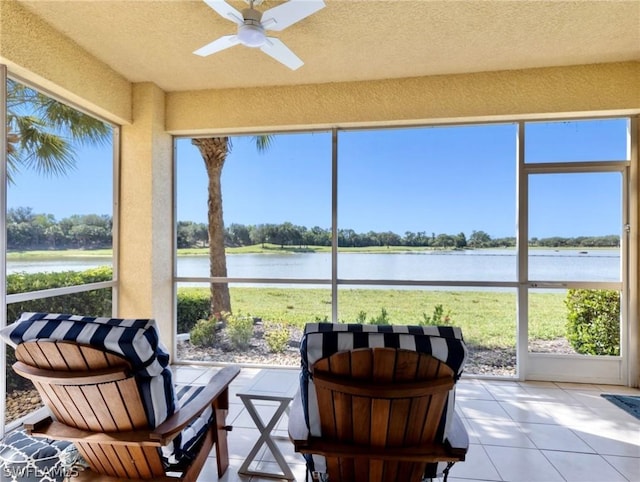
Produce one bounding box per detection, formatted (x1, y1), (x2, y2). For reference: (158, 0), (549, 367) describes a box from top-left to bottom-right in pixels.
(171, 365), (640, 482)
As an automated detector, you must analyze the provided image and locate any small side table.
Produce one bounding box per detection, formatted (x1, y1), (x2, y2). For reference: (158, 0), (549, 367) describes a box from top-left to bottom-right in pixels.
(237, 369), (300, 480)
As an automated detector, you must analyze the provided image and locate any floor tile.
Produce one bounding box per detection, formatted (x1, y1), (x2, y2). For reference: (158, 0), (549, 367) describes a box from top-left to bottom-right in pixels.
(543, 450), (628, 481)
(227, 427), (267, 460)
(498, 400), (555, 424)
(573, 427), (640, 458)
(602, 454), (640, 480)
(457, 381), (496, 401)
(446, 444), (501, 481)
(484, 445), (564, 481)
(517, 422), (595, 453)
(457, 399), (512, 421)
(555, 382), (602, 391)
(481, 381), (531, 401)
(467, 419), (535, 448)
(519, 386), (580, 404)
(252, 461), (308, 481)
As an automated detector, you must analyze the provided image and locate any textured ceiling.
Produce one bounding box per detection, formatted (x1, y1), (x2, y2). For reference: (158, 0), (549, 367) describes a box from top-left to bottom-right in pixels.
(17, 0), (640, 92)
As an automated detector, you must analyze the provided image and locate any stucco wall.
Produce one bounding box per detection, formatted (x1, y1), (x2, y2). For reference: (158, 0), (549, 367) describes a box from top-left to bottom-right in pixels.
(0, 0), (131, 124)
(166, 62), (640, 135)
(119, 83), (173, 347)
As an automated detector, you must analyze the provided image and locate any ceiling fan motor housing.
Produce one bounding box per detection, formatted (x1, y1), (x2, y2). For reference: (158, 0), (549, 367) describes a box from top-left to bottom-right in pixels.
(238, 8), (265, 47)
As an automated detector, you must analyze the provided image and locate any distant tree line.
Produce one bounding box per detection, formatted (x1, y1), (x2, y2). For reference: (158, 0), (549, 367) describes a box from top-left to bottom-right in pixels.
(178, 220), (620, 250)
(7, 209), (620, 251)
(7, 207), (112, 250)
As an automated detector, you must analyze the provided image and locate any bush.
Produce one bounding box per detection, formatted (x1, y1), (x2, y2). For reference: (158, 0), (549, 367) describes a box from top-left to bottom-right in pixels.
(369, 307), (390, 325)
(420, 304), (452, 326)
(264, 322), (290, 353)
(189, 318), (217, 346)
(565, 289), (620, 356)
(226, 312), (254, 349)
(6, 267), (114, 393)
(177, 289), (210, 333)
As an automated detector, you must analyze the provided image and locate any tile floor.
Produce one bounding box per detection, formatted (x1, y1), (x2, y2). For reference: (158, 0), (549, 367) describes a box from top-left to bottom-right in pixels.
(171, 365), (640, 482)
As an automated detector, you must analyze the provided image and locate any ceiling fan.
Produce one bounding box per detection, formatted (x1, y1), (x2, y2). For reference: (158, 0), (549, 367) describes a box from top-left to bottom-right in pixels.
(194, 0), (326, 70)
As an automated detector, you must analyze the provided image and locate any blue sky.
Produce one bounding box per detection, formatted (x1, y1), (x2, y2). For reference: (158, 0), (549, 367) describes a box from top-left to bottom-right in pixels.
(9, 118), (628, 239)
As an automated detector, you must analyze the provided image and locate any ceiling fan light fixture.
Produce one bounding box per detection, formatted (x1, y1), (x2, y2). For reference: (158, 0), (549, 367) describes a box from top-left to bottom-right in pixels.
(238, 23), (265, 47)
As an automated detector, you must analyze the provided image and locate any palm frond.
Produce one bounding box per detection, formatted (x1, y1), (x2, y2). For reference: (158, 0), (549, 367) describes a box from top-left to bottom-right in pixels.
(253, 135), (273, 153)
(6, 79), (110, 181)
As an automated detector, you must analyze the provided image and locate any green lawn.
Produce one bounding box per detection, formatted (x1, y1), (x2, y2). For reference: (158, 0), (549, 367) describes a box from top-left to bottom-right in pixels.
(181, 286), (567, 349)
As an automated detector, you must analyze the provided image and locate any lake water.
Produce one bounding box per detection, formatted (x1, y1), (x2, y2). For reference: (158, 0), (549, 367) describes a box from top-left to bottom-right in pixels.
(7, 249), (621, 286)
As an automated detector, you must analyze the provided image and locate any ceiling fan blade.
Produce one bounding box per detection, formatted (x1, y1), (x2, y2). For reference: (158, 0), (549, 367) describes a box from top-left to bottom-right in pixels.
(193, 35), (240, 56)
(260, 37), (304, 70)
(202, 0), (244, 25)
(261, 0), (326, 32)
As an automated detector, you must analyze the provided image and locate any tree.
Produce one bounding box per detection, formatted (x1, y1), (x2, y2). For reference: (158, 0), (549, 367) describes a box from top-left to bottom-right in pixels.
(6, 79), (111, 183)
(469, 230), (492, 248)
(191, 136), (271, 315)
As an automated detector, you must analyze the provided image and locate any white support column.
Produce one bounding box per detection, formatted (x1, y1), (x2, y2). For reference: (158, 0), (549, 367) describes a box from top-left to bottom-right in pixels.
(516, 121), (528, 381)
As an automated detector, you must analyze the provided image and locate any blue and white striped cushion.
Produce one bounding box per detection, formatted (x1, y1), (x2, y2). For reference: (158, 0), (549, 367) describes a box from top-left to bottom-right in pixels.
(162, 385), (213, 467)
(298, 323), (468, 477)
(0, 313), (185, 460)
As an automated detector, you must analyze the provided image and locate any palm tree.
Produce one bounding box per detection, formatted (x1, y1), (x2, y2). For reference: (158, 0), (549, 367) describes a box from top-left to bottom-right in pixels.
(191, 136), (271, 315)
(6, 79), (111, 183)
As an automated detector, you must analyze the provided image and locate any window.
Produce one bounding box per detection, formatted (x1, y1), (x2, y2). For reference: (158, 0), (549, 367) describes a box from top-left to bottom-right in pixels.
(3, 76), (116, 429)
(174, 118), (631, 383)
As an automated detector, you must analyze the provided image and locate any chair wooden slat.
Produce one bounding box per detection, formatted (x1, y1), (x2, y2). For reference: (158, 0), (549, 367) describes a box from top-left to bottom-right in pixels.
(67, 385), (104, 430)
(32, 381), (70, 423)
(93, 384), (124, 431)
(350, 347), (373, 378)
(394, 349), (419, 381)
(12, 339), (240, 481)
(125, 445), (154, 479)
(372, 348), (396, 382)
(113, 443), (142, 478)
(387, 398), (411, 445)
(111, 378), (148, 430)
(369, 459), (384, 482)
(37, 342), (70, 369)
(77, 441), (113, 475)
(43, 385), (88, 430)
(370, 398), (391, 446)
(79, 345), (115, 369)
(17, 343), (51, 369)
(300, 347), (467, 482)
(405, 396), (429, 444)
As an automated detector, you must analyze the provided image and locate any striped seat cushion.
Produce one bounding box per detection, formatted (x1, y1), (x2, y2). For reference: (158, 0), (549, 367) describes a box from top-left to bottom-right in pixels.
(298, 322), (468, 477)
(0, 313), (199, 465)
(162, 384), (213, 467)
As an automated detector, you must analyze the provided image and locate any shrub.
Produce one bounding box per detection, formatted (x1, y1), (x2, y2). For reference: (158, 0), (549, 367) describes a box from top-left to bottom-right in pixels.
(6, 267), (113, 393)
(226, 311), (254, 349)
(369, 307), (390, 325)
(189, 318), (217, 346)
(177, 289), (210, 333)
(264, 321), (290, 353)
(565, 289), (620, 356)
(420, 304), (452, 326)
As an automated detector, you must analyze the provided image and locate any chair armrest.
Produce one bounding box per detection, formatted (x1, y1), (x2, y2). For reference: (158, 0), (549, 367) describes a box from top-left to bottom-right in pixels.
(297, 440), (465, 463)
(151, 365), (240, 444)
(26, 417), (161, 446)
(445, 410), (469, 457)
(287, 390), (310, 446)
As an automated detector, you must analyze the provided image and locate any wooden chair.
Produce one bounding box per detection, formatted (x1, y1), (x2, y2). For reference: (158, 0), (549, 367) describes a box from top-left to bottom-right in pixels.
(289, 347), (468, 482)
(11, 338), (239, 482)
